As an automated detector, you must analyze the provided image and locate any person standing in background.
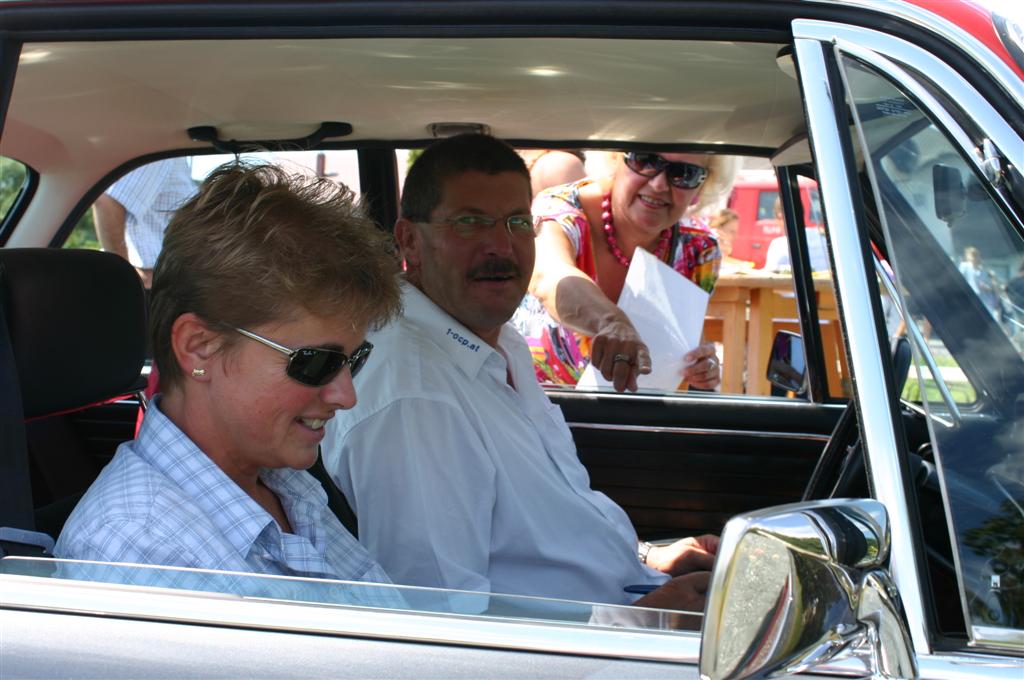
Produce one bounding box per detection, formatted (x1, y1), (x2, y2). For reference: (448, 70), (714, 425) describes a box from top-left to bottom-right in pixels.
(709, 208), (754, 273)
(958, 246), (1002, 321)
(93, 157), (195, 288)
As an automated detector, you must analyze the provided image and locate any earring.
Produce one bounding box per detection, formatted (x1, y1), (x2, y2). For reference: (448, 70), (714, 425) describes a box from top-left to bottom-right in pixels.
(191, 368), (206, 378)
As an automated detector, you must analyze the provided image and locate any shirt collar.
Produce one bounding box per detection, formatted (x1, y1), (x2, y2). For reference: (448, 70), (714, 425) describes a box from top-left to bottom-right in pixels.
(399, 280), (505, 380)
(136, 399), (283, 557)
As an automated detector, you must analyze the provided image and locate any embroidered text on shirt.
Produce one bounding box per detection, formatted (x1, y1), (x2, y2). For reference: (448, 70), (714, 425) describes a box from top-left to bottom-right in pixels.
(446, 328), (480, 352)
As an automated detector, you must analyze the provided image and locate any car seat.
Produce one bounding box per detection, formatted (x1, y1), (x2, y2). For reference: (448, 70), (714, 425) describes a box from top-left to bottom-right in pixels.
(0, 248), (147, 555)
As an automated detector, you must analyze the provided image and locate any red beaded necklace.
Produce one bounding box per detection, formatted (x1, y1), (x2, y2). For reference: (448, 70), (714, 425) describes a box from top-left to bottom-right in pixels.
(600, 193), (672, 267)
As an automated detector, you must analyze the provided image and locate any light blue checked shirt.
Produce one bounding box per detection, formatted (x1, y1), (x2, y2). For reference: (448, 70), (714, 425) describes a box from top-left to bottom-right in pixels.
(105, 158), (195, 269)
(55, 399), (401, 607)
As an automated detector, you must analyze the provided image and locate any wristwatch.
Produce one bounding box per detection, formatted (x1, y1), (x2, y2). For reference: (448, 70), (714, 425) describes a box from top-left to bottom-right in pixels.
(638, 540), (653, 564)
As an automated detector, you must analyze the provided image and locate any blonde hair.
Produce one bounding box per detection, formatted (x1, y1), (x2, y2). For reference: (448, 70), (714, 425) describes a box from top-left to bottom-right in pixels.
(709, 207), (740, 231)
(151, 161), (402, 392)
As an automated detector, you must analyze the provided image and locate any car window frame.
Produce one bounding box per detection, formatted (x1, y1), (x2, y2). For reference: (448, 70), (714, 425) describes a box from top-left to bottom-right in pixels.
(794, 23), (932, 655)
(796, 17), (1024, 655)
(835, 42), (1024, 652)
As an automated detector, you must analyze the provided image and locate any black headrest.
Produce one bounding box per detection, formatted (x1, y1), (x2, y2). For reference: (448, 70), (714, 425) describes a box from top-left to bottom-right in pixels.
(0, 248), (147, 419)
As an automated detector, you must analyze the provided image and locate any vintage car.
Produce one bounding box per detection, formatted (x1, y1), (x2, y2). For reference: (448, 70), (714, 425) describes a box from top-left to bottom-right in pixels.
(1, 0), (1022, 677)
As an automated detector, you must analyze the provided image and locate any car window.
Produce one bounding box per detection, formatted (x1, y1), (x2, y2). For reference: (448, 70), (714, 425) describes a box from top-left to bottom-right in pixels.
(0, 155), (28, 223)
(503, 149), (848, 400)
(756, 190), (779, 221)
(0, 556), (699, 634)
(841, 53), (1024, 642)
(62, 151), (362, 265)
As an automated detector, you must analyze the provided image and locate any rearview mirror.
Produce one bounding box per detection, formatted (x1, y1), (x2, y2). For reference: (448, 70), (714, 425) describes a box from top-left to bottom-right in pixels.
(766, 330), (806, 393)
(933, 163), (966, 223)
(700, 499), (916, 679)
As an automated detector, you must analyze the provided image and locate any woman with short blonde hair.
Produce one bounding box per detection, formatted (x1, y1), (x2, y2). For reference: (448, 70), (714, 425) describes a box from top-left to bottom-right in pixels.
(58, 163), (402, 600)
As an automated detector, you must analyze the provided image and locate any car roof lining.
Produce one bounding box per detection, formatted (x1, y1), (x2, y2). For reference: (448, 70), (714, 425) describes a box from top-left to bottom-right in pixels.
(5, 37), (802, 171)
(2, 35), (804, 247)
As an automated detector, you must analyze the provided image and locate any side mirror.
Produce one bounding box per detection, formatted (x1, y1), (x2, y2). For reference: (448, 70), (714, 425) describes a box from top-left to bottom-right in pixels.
(766, 330), (807, 394)
(700, 499), (917, 679)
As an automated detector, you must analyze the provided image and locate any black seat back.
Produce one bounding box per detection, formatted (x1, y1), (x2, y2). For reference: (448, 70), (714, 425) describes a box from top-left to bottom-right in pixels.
(0, 248), (147, 551)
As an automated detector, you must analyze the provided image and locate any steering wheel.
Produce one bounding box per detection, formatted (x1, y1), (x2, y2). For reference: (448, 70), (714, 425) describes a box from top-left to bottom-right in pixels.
(802, 337), (912, 500)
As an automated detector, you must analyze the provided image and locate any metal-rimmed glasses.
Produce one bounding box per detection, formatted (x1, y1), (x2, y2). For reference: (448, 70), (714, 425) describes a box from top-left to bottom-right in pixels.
(624, 152), (708, 189)
(233, 326), (373, 386)
(422, 213), (536, 239)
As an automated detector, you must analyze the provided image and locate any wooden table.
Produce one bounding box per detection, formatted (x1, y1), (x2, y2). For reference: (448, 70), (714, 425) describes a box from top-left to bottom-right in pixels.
(706, 272), (847, 395)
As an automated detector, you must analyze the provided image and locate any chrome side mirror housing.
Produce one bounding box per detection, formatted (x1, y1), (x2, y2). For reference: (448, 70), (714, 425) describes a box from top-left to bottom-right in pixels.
(699, 499), (916, 679)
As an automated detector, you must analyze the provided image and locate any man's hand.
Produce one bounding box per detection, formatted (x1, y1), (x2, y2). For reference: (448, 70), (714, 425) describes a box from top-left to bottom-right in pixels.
(590, 314), (652, 393)
(681, 342), (721, 390)
(634, 571), (710, 614)
(646, 534), (719, 576)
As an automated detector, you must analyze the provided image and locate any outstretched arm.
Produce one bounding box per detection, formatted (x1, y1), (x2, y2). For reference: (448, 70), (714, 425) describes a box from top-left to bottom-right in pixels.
(530, 219), (651, 392)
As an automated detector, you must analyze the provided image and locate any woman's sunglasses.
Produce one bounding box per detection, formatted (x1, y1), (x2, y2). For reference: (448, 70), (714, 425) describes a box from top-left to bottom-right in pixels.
(234, 327), (373, 386)
(624, 152), (708, 189)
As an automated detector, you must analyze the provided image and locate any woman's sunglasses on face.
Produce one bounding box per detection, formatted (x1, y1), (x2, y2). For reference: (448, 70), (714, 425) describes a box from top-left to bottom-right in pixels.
(233, 327), (373, 386)
(624, 152), (708, 189)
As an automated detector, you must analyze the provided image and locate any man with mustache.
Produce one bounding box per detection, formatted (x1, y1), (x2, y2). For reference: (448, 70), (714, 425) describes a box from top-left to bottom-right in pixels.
(323, 134), (716, 612)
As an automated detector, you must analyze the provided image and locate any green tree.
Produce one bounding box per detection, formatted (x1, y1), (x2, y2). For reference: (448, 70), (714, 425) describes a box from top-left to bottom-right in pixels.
(63, 212), (100, 251)
(0, 156), (27, 218)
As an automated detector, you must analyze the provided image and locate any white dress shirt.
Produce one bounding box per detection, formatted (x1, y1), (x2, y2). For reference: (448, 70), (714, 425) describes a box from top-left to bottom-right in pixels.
(763, 228), (830, 273)
(323, 283), (667, 607)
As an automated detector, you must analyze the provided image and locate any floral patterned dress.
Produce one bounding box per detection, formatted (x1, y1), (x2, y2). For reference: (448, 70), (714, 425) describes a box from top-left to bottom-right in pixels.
(513, 179), (721, 385)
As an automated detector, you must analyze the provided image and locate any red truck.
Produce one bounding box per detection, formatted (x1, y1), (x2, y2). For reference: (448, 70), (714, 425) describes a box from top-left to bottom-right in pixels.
(727, 170), (822, 269)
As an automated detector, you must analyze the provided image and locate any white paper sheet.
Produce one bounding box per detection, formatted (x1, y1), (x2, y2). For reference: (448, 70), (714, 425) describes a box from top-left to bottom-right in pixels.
(577, 248), (709, 391)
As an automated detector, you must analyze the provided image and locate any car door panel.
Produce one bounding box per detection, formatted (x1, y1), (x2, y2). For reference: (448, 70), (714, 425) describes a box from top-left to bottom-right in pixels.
(551, 392), (840, 538)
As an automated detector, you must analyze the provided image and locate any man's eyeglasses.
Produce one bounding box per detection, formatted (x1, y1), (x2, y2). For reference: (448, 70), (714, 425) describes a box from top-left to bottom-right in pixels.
(233, 327), (373, 386)
(624, 152), (708, 190)
(424, 214), (536, 239)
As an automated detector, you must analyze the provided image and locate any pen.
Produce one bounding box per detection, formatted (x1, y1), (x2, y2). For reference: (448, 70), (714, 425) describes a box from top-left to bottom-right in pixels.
(623, 584), (658, 594)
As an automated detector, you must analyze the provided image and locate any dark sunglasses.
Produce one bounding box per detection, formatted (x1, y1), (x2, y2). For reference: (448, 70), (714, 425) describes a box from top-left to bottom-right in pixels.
(234, 327), (373, 386)
(624, 152), (708, 189)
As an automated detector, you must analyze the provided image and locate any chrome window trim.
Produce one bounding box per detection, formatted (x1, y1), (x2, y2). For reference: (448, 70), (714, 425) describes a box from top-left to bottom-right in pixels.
(0, 574), (701, 664)
(971, 625), (1024, 652)
(916, 651), (1024, 679)
(793, 36), (930, 655)
(807, 649), (1024, 679)
(812, 0), (1024, 109)
(566, 422), (830, 442)
(794, 19), (1023, 220)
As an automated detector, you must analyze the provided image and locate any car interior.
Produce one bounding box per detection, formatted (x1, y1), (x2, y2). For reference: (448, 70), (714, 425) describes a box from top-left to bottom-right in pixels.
(3, 5), (1020, 655)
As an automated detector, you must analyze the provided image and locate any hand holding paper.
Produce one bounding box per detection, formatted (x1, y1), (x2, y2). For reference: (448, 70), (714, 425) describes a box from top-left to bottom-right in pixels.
(578, 248), (710, 392)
